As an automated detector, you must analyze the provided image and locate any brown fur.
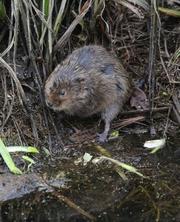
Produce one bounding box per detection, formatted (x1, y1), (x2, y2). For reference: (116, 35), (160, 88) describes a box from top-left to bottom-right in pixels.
(45, 45), (131, 142)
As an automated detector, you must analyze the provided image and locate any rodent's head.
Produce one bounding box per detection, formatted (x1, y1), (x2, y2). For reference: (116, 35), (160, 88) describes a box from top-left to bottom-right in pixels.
(44, 66), (90, 114)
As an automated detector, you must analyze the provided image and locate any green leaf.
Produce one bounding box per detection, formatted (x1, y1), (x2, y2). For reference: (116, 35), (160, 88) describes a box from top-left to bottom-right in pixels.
(7, 146), (39, 153)
(0, 139), (22, 175)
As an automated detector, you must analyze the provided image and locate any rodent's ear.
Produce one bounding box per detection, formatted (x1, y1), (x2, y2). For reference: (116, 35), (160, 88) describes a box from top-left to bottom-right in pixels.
(53, 81), (58, 89)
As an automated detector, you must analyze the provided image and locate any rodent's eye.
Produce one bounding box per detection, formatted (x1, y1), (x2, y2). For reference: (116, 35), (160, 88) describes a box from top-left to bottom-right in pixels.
(59, 89), (66, 96)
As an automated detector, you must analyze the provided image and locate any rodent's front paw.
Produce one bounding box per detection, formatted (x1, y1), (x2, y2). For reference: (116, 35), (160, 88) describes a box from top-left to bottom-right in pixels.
(97, 132), (108, 143)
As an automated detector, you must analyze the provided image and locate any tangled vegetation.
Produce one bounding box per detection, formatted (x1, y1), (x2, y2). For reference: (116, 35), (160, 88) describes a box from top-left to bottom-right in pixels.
(0, 0), (179, 221)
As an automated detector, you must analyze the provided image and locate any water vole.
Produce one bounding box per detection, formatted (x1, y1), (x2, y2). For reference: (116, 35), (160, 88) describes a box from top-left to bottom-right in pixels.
(45, 45), (130, 142)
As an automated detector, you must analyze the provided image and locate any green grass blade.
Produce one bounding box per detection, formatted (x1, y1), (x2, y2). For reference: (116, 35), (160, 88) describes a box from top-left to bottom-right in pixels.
(0, 139), (22, 174)
(22, 155), (35, 171)
(43, 0), (49, 19)
(7, 146), (39, 153)
(48, 0), (53, 56)
(0, 0), (6, 20)
(158, 7), (180, 17)
(40, 0), (54, 47)
(53, 0), (67, 35)
(94, 156), (145, 178)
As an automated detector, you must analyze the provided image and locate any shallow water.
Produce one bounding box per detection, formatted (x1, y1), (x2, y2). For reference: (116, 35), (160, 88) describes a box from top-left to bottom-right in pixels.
(0, 132), (179, 222)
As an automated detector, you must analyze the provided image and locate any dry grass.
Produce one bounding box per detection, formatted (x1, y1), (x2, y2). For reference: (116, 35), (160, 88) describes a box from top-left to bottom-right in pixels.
(0, 0), (179, 147)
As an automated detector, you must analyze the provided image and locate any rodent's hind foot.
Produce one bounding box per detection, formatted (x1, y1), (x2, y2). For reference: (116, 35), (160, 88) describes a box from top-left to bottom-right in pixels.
(97, 132), (108, 143)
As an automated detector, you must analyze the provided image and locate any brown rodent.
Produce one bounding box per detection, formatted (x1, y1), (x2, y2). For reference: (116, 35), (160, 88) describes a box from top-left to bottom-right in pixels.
(45, 45), (130, 142)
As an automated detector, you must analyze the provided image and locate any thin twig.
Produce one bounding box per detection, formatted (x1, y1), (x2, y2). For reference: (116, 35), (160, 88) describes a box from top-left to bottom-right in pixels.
(121, 107), (169, 116)
(148, 0), (159, 135)
(51, 191), (95, 221)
